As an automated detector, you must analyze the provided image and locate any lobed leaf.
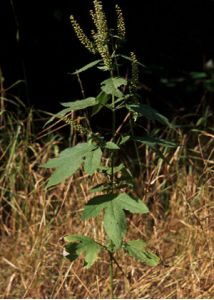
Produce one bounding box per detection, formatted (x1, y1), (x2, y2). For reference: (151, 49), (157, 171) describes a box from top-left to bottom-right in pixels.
(64, 235), (102, 268)
(81, 194), (115, 220)
(101, 77), (127, 98)
(45, 157), (82, 188)
(84, 147), (102, 175)
(115, 193), (149, 214)
(82, 193), (149, 248)
(123, 239), (160, 266)
(104, 204), (127, 248)
(42, 143), (97, 187)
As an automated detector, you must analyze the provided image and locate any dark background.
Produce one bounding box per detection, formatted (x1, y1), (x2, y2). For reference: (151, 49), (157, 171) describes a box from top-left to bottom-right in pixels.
(1, 0), (214, 112)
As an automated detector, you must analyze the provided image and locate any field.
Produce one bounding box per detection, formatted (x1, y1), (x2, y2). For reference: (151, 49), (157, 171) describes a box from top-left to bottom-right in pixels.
(0, 96), (214, 299)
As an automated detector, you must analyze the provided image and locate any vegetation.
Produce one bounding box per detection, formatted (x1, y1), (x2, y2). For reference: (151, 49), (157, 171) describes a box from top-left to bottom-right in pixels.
(0, 0), (214, 298)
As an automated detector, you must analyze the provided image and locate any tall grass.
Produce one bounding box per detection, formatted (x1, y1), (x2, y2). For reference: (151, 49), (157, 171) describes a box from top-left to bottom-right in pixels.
(0, 77), (213, 298)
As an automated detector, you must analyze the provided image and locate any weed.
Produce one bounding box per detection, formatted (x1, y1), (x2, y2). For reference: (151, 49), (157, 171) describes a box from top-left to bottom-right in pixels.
(42, 1), (177, 297)
(1, 2), (213, 299)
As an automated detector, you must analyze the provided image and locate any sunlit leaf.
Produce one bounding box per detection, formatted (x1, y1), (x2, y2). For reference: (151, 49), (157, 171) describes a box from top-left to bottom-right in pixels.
(82, 193), (149, 248)
(115, 193), (148, 214)
(42, 143), (96, 187)
(105, 141), (120, 150)
(44, 107), (72, 126)
(81, 194), (115, 220)
(101, 77), (127, 98)
(45, 97), (98, 126)
(61, 97), (97, 109)
(84, 147), (102, 175)
(104, 204), (127, 248)
(92, 91), (110, 116)
(71, 59), (101, 75)
(119, 135), (130, 145)
(64, 235), (102, 268)
(123, 239), (159, 266)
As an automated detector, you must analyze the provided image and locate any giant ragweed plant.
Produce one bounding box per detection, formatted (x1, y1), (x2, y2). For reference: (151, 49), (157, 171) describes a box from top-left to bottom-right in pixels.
(43, 0), (176, 297)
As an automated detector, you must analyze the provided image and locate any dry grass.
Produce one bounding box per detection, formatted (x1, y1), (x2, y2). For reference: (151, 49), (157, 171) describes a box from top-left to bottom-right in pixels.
(0, 103), (214, 298)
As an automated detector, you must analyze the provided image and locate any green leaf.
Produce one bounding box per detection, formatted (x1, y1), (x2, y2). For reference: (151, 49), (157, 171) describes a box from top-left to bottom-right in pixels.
(42, 143), (96, 187)
(64, 242), (79, 261)
(123, 239), (159, 266)
(71, 59), (101, 75)
(90, 183), (111, 193)
(133, 136), (177, 162)
(44, 107), (73, 126)
(190, 72), (207, 79)
(44, 97), (98, 126)
(160, 77), (185, 87)
(119, 135), (130, 145)
(115, 193), (149, 214)
(99, 163), (125, 175)
(119, 54), (145, 68)
(105, 141), (120, 150)
(128, 104), (172, 128)
(134, 136), (177, 148)
(104, 204), (127, 248)
(84, 147), (102, 175)
(64, 235), (102, 268)
(82, 193), (149, 248)
(45, 157), (83, 188)
(106, 95), (127, 110)
(61, 97), (97, 110)
(43, 143), (96, 169)
(92, 91), (110, 116)
(204, 79), (214, 92)
(101, 77), (127, 98)
(81, 194), (115, 220)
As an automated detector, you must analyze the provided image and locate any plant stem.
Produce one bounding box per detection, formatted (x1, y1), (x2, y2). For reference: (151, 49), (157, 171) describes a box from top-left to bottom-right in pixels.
(109, 251), (114, 299)
(111, 92), (116, 192)
(129, 116), (143, 175)
(110, 76), (116, 298)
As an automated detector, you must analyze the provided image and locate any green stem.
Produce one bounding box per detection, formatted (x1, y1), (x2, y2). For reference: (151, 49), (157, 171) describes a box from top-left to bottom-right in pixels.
(129, 116), (142, 175)
(111, 92), (116, 193)
(109, 73), (116, 298)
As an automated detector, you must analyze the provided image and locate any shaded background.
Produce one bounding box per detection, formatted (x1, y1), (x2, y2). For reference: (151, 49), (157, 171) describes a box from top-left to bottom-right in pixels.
(1, 0), (214, 112)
